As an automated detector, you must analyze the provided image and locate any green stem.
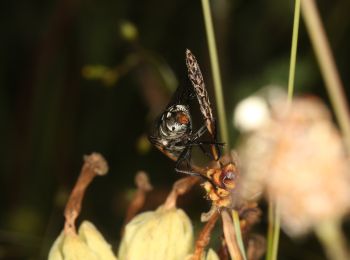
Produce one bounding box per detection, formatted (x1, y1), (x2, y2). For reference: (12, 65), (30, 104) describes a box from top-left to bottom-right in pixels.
(266, 200), (280, 260)
(266, 200), (273, 260)
(301, 0), (350, 152)
(287, 0), (301, 105)
(221, 210), (243, 260)
(315, 219), (349, 260)
(201, 0), (230, 151)
(232, 210), (247, 260)
(267, 1), (301, 257)
(271, 203), (280, 260)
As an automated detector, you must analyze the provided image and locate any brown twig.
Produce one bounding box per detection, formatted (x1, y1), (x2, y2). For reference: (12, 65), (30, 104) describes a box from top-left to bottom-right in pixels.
(64, 153), (108, 235)
(163, 176), (200, 210)
(217, 238), (230, 260)
(192, 211), (219, 260)
(221, 210), (243, 260)
(122, 171), (153, 232)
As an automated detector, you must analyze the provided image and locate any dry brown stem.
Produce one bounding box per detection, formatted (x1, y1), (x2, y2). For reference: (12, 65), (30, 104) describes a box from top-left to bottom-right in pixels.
(122, 171), (153, 232)
(64, 153), (108, 234)
(192, 211), (219, 260)
(163, 176), (200, 210)
(217, 239), (230, 260)
(221, 210), (243, 260)
(201, 205), (218, 222)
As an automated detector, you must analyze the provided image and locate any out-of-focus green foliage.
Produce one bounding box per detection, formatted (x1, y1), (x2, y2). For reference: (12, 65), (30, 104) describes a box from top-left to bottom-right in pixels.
(0, 0), (349, 259)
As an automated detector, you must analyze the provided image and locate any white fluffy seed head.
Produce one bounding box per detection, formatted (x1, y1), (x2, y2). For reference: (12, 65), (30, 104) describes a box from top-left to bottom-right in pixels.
(233, 96), (270, 132)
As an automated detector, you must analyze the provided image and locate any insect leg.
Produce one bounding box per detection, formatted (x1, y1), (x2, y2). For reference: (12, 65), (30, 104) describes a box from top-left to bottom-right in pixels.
(189, 141), (224, 160)
(175, 146), (192, 173)
(188, 141), (225, 146)
(190, 124), (208, 141)
(175, 150), (216, 185)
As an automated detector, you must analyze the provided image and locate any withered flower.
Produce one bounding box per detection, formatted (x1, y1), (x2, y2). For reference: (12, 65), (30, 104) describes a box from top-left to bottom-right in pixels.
(118, 177), (196, 260)
(118, 205), (193, 260)
(49, 221), (117, 260)
(48, 153), (117, 260)
(237, 96), (350, 236)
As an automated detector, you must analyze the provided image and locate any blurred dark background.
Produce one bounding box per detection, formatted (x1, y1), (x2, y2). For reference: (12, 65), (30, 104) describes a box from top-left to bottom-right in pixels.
(0, 0), (349, 259)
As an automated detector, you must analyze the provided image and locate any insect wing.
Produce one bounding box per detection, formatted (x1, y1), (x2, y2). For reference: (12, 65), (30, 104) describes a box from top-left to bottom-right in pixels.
(186, 49), (221, 160)
(185, 49), (216, 138)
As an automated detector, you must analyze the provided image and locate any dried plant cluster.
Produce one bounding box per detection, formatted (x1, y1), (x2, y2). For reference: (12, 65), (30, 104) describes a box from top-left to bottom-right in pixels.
(238, 96), (350, 236)
(48, 95), (350, 260)
(48, 51), (264, 260)
(147, 50), (263, 259)
(49, 39), (350, 259)
(203, 161), (237, 208)
(48, 154), (224, 260)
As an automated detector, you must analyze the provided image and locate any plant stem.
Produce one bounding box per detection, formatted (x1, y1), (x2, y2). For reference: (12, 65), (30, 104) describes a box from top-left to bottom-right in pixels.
(122, 171), (152, 235)
(301, 0), (350, 152)
(287, 0), (301, 105)
(193, 211), (219, 260)
(232, 210), (247, 260)
(266, 201), (280, 260)
(201, 0), (230, 151)
(266, 200), (273, 260)
(64, 153), (108, 235)
(315, 219), (349, 260)
(272, 204), (281, 260)
(201, 2), (246, 258)
(267, 0), (301, 257)
(221, 210), (243, 260)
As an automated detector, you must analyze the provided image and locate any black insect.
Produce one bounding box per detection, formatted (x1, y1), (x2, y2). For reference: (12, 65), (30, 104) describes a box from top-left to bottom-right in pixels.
(149, 49), (222, 176)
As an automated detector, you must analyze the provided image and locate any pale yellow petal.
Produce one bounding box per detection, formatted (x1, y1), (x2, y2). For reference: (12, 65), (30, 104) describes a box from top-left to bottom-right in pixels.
(78, 221), (117, 260)
(205, 249), (219, 260)
(62, 233), (98, 260)
(48, 231), (64, 260)
(119, 206), (193, 260)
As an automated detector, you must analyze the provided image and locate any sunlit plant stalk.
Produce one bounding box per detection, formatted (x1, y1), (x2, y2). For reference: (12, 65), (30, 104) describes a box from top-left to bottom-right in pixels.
(201, 0), (244, 258)
(222, 210), (243, 260)
(201, 0), (230, 151)
(301, 1), (350, 259)
(266, 1), (301, 259)
(266, 201), (273, 260)
(314, 220), (348, 260)
(232, 210), (247, 260)
(301, 0), (350, 153)
(287, 0), (301, 106)
(266, 200), (281, 260)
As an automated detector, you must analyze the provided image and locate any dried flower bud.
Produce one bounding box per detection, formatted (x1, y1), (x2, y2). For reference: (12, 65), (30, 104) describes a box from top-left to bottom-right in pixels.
(238, 96), (350, 236)
(203, 153), (240, 209)
(84, 153), (109, 176)
(118, 206), (193, 260)
(48, 221), (117, 260)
